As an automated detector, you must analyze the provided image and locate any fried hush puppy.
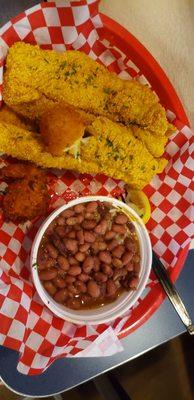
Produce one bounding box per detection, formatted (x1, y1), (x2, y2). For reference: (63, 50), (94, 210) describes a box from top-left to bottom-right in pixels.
(1, 164), (49, 222)
(40, 104), (87, 156)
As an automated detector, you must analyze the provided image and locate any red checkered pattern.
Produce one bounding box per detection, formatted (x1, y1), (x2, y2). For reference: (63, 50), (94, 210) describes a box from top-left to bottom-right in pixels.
(0, 0), (193, 375)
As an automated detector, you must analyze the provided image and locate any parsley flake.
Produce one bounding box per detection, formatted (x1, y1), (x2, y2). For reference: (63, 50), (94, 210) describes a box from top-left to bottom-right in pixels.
(103, 87), (112, 95)
(60, 61), (67, 69)
(85, 74), (94, 85)
(106, 138), (113, 147)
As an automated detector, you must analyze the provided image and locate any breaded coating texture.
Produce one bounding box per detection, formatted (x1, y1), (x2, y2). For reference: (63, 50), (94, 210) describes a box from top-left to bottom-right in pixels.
(40, 104), (88, 156)
(0, 121), (100, 173)
(2, 164), (49, 222)
(0, 104), (36, 131)
(0, 118), (167, 189)
(130, 126), (168, 158)
(85, 117), (167, 188)
(3, 42), (169, 136)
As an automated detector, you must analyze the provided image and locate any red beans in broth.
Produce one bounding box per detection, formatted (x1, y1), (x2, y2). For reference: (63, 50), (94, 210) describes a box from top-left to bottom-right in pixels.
(37, 201), (140, 310)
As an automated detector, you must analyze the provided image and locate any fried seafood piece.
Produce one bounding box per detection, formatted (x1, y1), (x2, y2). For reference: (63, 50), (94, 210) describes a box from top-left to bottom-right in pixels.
(3, 42), (170, 136)
(0, 121), (99, 173)
(8, 96), (58, 123)
(6, 97), (170, 158)
(0, 118), (167, 189)
(130, 126), (168, 158)
(1, 163), (49, 222)
(84, 117), (168, 188)
(0, 104), (36, 131)
(40, 104), (90, 156)
(130, 122), (176, 157)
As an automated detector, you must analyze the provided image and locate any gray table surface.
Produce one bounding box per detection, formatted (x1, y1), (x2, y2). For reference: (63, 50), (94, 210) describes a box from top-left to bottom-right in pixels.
(0, 250), (193, 397)
(0, 0), (37, 26)
(0, 1), (193, 397)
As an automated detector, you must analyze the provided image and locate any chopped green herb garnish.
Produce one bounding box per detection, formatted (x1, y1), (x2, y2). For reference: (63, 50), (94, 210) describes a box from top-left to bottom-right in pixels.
(85, 74), (94, 85)
(60, 61), (67, 69)
(64, 71), (70, 77)
(28, 66), (38, 71)
(106, 138), (113, 147)
(44, 58), (49, 64)
(32, 263), (38, 270)
(114, 154), (119, 161)
(103, 87), (112, 94)
(64, 64), (77, 78)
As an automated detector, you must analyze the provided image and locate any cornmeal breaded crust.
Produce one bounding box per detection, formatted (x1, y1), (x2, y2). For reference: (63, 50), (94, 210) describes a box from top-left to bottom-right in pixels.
(40, 104), (88, 156)
(130, 125), (168, 158)
(3, 42), (170, 136)
(0, 104), (36, 131)
(0, 116), (167, 189)
(84, 117), (168, 188)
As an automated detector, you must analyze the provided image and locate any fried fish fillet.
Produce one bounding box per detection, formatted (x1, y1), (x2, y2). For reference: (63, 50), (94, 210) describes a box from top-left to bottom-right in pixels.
(0, 117), (167, 189)
(84, 117), (167, 188)
(130, 126), (168, 158)
(39, 103), (172, 158)
(3, 42), (170, 136)
(0, 104), (36, 131)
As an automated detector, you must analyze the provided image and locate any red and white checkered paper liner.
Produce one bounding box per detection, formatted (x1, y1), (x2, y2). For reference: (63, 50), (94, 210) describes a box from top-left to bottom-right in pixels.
(0, 0), (193, 375)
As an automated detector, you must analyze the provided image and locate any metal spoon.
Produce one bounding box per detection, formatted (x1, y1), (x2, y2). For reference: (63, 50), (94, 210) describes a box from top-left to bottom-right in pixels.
(152, 251), (194, 335)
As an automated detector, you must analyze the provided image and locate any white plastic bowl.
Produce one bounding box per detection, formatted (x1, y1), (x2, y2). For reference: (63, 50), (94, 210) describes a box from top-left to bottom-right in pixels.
(31, 196), (152, 325)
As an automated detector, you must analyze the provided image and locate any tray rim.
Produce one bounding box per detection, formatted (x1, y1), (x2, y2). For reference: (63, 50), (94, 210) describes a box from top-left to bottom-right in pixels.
(98, 12), (190, 339)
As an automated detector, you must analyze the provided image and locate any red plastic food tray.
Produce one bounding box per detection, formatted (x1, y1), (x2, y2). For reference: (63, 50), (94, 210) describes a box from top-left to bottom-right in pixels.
(0, 1), (192, 374)
(98, 12), (190, 338)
